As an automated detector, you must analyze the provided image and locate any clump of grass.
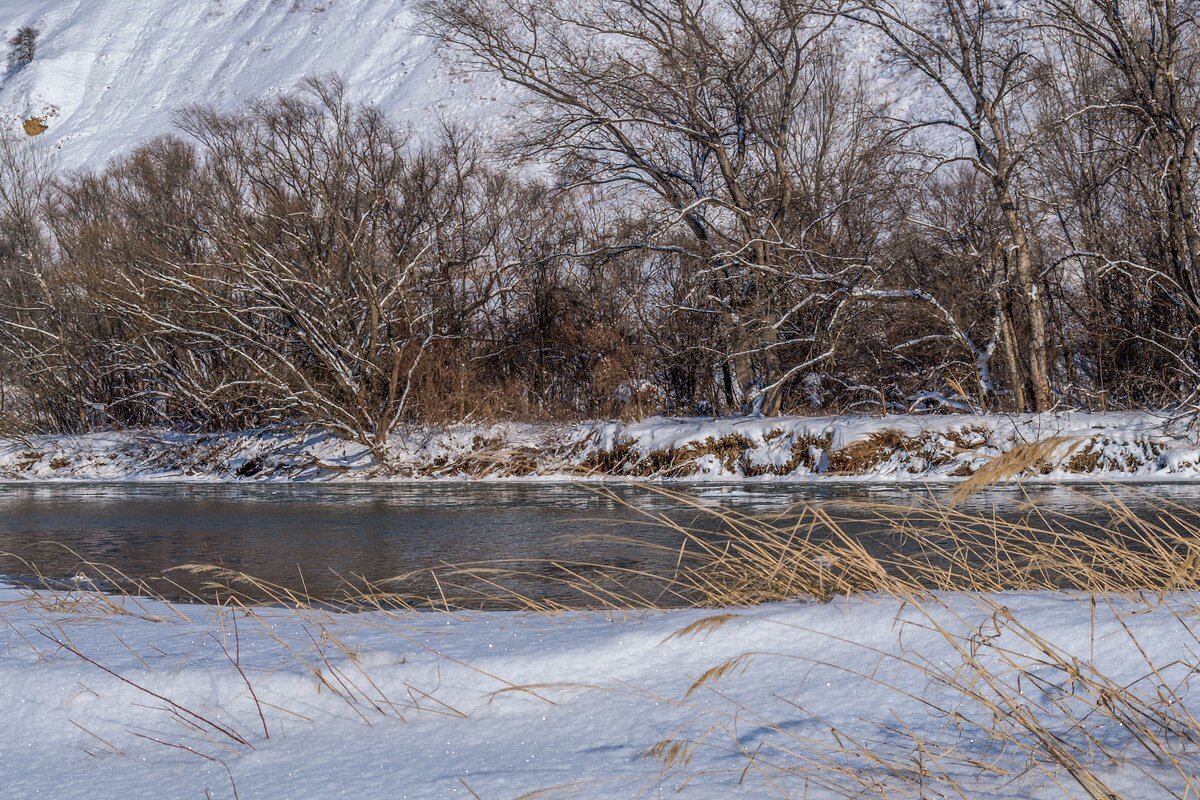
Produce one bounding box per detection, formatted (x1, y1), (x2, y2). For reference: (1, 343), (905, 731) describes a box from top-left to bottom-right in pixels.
(426, 436), (541, 477)
(1065, 436), (1165, 474)
(673, 490), (1200, 604)
(744, 432), (832, 477)
(948, 435), (1080, 504)
(579, 436), (639, 474)
(582, 434), (760, 477)
(826, 429), (918, 473)
(822, 429), (983, 475)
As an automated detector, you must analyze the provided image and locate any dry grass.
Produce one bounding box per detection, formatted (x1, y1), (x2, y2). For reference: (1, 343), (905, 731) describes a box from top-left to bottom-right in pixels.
(515, 480), (1200, 609)
(825, 430), (918, 473)
(576, 427), (1094, 481)
(76, 471), (1200, 799)
(581, 434), (760, 477)
(593, 452), (1200, 797)
(9, 447), (1200, 611)
(638, 591), (1200, 799)
(745, 432), (831, 477)
(947, 435), (1079, 503)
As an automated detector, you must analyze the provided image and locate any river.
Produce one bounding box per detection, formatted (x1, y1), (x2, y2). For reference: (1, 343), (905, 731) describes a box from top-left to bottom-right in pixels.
(1, 481), (1197, 606)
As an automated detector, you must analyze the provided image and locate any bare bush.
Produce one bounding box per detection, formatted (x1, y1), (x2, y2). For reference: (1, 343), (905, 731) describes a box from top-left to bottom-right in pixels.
(5, 25), (37, 73)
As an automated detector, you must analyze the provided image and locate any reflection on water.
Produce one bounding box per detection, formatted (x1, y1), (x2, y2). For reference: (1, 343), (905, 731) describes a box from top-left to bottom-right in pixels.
(0, 481), (1196, 605)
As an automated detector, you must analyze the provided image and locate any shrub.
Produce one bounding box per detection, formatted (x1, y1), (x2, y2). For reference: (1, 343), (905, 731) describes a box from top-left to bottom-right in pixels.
(6, 26), (38, 73)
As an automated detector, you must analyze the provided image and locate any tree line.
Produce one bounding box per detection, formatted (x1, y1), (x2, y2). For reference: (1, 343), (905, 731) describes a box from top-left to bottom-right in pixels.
(1, 0), (1198, 454)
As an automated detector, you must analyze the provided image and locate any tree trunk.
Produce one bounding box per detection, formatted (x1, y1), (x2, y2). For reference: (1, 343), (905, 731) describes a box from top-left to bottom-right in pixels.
(999, 300), (1029, 412)
(1001, 195), (1054, 411)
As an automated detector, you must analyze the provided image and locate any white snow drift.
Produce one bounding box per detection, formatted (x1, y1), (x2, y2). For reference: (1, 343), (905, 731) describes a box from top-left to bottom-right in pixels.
(2, 584), (1198, 798)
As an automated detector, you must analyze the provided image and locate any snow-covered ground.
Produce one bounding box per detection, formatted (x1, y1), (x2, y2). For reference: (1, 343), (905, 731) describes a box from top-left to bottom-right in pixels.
(1, 411), (1196, 482)
(2, 582), (1197, 798)
(2, 0), (515, 169)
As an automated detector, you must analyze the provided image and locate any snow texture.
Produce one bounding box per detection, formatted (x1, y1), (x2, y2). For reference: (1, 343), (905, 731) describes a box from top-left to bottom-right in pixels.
(2, 583), (1199, 798)
(1, 0), (516, 169)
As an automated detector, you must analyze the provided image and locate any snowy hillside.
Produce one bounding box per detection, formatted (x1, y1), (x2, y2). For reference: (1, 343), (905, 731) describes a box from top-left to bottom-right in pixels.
(1, 0), (517, 169)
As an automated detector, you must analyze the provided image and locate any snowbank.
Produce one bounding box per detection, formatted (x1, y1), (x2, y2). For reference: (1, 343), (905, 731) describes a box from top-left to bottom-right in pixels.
(2, 583), (1198, 797)
(0, 411), (1196, 482)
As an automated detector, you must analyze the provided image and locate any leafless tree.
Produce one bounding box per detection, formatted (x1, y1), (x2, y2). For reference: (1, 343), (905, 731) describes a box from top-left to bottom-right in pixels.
(1037, 0), (1200, 403)
(0, 132), (79, 429)
(421, 0), (910, 415)
(848, 0), (1059, 410)
(6, 26), (38, 73)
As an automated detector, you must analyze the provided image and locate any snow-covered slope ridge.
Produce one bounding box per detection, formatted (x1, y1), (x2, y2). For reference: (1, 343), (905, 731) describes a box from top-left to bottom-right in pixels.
(1, 0), (513, 169)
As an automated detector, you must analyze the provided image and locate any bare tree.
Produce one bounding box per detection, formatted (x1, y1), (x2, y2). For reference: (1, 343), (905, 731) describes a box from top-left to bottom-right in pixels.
(1040, 0), (1200, 403)
(6, 26), (38, 73)
(848, 0), (1058, 410)
(0, 132), (73, 428)
(421, 0), (904, 415)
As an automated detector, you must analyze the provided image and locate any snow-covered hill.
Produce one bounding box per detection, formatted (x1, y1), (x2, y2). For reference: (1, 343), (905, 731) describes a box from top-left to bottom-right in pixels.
(1, 0), (516, 169)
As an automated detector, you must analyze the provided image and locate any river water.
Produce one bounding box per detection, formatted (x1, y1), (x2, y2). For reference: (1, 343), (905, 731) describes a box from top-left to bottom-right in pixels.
(0, 481), (1197, 606)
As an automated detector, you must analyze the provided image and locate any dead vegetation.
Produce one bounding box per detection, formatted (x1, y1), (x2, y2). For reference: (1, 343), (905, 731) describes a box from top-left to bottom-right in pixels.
(0, 423), (1180, 480)
(825, 430), (916, 473)
(948, 436), (1080, 503)
(580, 425), (999, 480)
(640, 591), (1200, 799)
(592, 479), (1200, 797)
(426, 435), (541, 478)
(744, 432), (831, 477)
(9, 0), (1200, 441)
(581, 434), (759, 477)
(1066, 436), (1166, 474)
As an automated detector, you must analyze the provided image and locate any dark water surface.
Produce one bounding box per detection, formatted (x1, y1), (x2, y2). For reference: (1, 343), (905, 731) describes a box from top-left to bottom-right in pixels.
(0, 481), (1197, 605)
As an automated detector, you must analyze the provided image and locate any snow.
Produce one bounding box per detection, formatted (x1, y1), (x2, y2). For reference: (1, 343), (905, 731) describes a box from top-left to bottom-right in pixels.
(2, 582), (1198, 798)
(1, 0), (517, 170)
(0, 411), (1196, 482)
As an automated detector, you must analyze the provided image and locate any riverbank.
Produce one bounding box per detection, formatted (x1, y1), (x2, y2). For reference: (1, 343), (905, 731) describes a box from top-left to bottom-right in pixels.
(0, 411), (1197, 482)
(3, 582), (1197, 798)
